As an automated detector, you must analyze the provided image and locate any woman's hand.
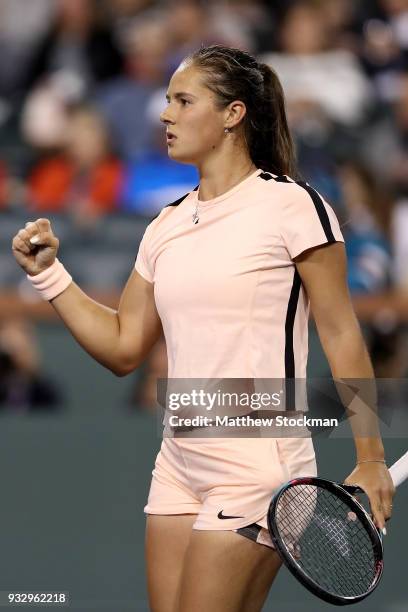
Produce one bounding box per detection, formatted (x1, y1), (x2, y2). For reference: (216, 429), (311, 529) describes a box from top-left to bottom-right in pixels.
(344, 462), (395, 532)
(12, 218), (59, 276)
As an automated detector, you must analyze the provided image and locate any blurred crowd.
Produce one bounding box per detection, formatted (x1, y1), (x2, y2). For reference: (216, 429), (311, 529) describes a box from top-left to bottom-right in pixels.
(1, 0), (408, 408)
(0, 318), (61, 411)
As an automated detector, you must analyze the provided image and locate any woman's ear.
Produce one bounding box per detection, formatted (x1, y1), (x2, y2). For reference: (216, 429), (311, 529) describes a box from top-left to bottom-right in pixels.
(225, 100), (247, 130)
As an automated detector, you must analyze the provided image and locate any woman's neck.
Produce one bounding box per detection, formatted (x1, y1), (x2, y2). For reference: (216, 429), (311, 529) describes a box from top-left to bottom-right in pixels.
(197, 157), (258, 202)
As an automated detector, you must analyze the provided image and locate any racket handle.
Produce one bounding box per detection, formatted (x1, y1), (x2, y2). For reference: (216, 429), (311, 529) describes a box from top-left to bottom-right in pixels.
(343, 484), (364, 496)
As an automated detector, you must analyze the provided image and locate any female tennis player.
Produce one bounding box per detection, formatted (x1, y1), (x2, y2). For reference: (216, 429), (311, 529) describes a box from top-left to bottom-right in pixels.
(12, 45), (395, 612)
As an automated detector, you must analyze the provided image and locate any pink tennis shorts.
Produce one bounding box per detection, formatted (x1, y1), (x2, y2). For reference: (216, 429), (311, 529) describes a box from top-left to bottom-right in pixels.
(144, 437), (317, 548)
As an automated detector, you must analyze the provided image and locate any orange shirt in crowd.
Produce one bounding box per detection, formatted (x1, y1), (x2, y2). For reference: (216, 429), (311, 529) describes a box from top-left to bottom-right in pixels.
(28, 157), (123, 213)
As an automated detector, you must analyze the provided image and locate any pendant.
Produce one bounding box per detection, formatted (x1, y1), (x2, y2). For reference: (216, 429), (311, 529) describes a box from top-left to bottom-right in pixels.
(192, 210), (199, 224)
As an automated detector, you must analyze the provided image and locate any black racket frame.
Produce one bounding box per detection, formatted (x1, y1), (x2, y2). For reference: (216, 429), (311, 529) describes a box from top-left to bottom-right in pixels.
(267, 477), (384, 606)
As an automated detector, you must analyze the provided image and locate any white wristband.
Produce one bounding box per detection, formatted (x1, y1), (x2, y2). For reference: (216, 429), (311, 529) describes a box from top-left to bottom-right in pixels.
(27, 258), (72, 301)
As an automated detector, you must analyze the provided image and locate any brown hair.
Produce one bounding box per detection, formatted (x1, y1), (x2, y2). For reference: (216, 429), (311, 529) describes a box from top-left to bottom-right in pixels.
(185, 44), (297, 177)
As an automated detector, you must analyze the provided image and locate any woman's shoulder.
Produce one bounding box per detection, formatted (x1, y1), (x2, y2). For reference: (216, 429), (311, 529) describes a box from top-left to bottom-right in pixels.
(257, 172), (341, 234)
(257, 171), (320, 203)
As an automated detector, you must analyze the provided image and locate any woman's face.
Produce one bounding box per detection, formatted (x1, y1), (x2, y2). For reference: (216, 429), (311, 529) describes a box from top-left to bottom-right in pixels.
(160, 64), (228, 165)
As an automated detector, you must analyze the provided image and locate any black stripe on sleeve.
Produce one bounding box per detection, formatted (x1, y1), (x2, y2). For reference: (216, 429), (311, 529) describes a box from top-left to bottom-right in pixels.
(259, 172), (291, 183)
(272, 175), (292, 183)
(296, 181), (335, 242)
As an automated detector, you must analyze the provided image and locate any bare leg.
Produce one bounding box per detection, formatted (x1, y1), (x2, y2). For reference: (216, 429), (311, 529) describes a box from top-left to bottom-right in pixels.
(145, 514), (197, 612)
(177, 529), (282, 612)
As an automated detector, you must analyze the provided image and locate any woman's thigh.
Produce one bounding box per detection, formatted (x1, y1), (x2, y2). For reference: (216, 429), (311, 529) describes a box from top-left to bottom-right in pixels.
(145, 514), (198, 612)
(177, 529), (282, 612)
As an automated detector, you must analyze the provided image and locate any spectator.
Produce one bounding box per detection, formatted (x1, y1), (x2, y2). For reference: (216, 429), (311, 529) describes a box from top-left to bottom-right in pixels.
(22, 0), (123, 97)
(379, 0), (408, 55)
(21, 71), (78, 151)
(107, 0), (154, 22)
(0, 318), (62, 411)
(358, 2), (407, 102)
(0, 0), (56, 101)
(338, 161), (393, 295)
(164, 1), (214, 75)
(331, 161), (403, 378)
(105, 0), (156, 42)
(95, 13), (172, 159)
(259, 1), (374, 126)
(27, 105), (124, 225)
(389, 71), (408, 193)
(360, 71), (408, 189)
(390, 75), (408, 287)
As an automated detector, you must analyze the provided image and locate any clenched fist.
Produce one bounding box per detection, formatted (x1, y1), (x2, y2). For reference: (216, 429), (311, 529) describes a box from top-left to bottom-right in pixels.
(12, 218), (59, 276)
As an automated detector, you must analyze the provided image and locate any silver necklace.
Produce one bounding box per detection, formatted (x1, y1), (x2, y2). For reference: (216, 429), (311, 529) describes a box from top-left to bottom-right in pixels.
(192, 201), (200, 224)
(192, 167), (256, 225)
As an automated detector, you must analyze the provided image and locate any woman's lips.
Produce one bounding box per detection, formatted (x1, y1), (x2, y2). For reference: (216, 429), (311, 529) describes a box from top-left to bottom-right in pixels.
(166, 133), (176, 143)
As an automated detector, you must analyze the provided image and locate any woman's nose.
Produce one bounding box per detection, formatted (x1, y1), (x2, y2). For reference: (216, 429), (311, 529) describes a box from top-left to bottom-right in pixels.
(160, 108), (174, 125)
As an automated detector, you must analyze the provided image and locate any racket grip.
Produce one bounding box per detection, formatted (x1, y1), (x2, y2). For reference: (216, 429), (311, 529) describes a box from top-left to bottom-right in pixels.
(343, 484), (364, 496)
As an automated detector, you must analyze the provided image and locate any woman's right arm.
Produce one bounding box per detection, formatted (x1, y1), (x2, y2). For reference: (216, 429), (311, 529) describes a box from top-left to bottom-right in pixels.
(12, 218), (162, 376)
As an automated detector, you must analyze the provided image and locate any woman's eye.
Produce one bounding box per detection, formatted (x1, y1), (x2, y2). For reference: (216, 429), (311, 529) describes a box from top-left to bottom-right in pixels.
(180, 99), (190, 105)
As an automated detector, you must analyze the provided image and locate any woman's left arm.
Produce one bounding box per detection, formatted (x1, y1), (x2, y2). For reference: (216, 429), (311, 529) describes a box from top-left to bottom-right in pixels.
(295, 241), (395, 531)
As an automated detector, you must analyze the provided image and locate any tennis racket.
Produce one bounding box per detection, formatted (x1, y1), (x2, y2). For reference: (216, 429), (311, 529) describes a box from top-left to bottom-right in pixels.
(267, 451), (408, 605)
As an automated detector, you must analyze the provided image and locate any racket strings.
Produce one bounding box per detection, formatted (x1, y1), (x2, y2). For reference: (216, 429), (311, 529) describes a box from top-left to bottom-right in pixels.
(275, 484), (378, 597)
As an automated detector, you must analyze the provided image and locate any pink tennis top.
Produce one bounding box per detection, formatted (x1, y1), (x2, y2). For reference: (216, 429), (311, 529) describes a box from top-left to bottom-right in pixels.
(135, 169), (344, 380)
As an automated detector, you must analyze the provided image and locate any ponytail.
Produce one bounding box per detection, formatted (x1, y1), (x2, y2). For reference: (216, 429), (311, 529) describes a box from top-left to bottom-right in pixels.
(252, 63), (296, 176)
